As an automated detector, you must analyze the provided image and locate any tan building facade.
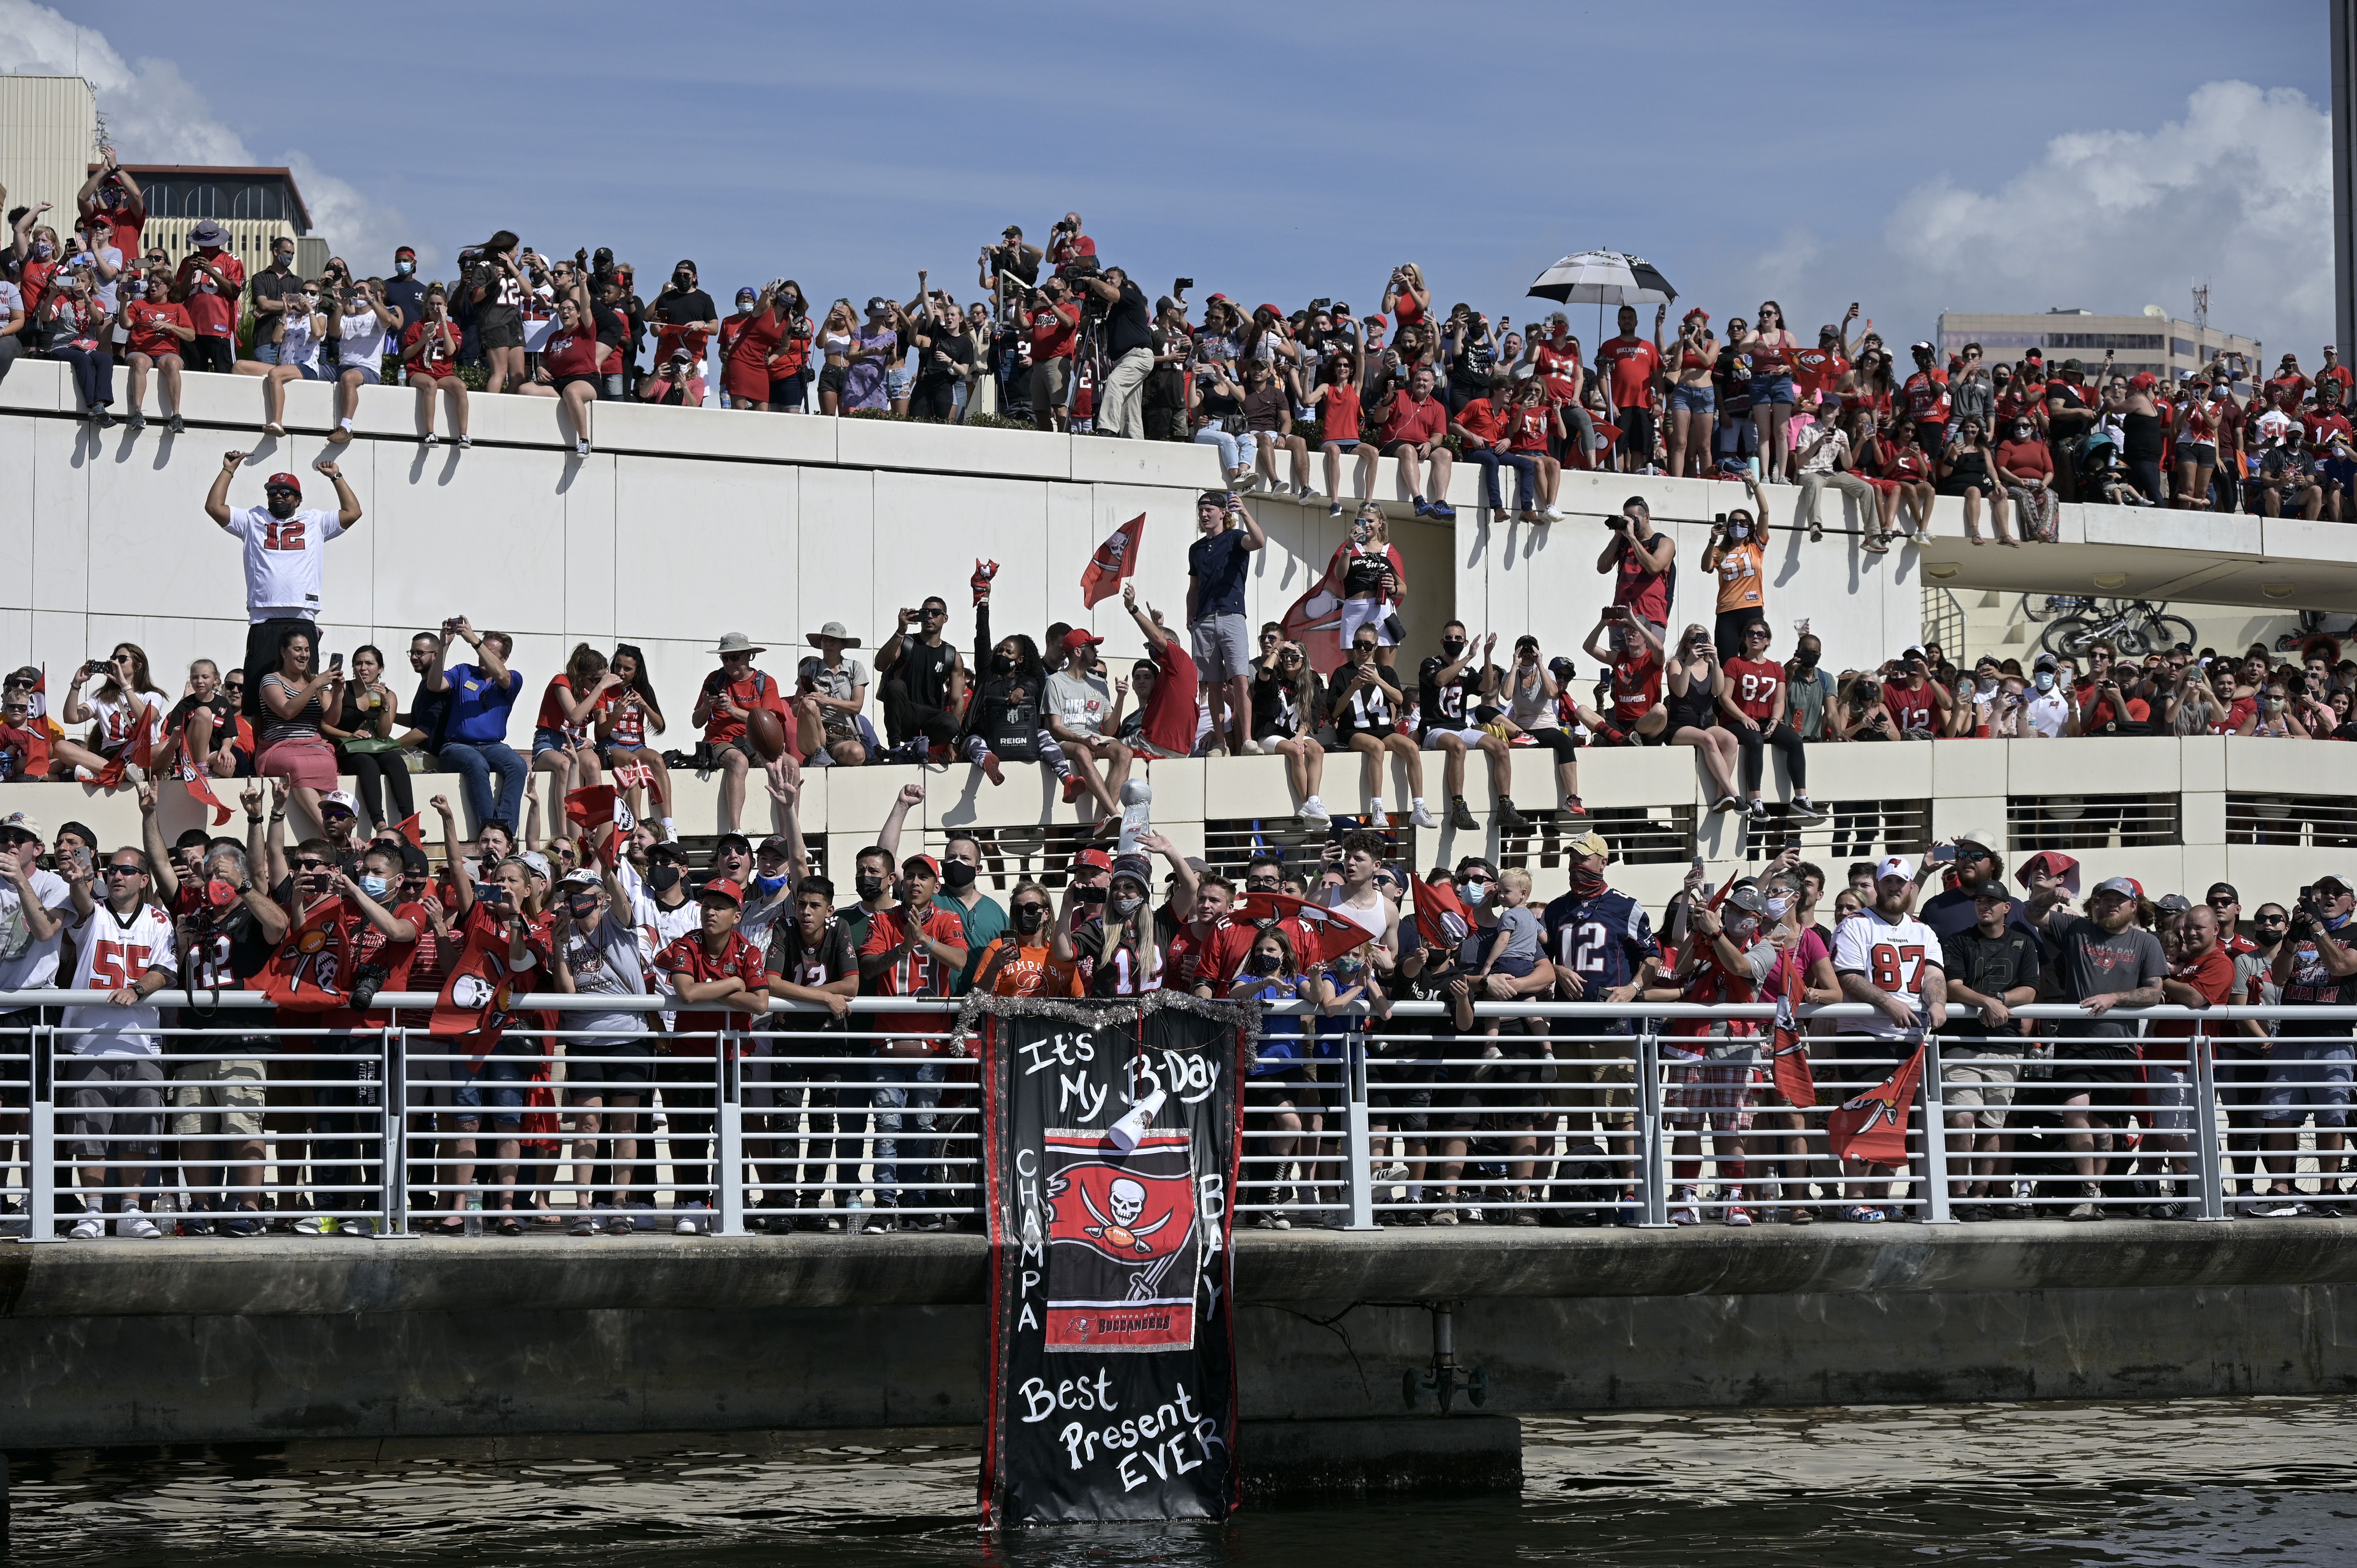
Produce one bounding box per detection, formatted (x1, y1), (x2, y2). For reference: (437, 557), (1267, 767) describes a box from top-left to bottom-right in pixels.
(1938, 309), (2262, 383)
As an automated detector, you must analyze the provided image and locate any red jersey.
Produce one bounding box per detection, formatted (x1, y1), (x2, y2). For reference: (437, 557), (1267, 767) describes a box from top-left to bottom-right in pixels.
(403, 318), (460, 379)
(596, 686), (650, 749)
(698, 667), (786, 744)
(1030, 301), (1080, 362)
(1534, 339), (1583, 404)
(2150, 946), (2236, 1059)
(1901, 369), (1951, 424)
(2215, 694), (2256, 735)
(1724, 656), (1783, 724)
(1166, 918), (1256, 996)
(857, 904), (968, 1045)
(1595, 334), (1662, 410)
(176, 250), (245, 338)
(1791, 346), (1848, 401)
(1610, 650), (1663, 723)
(1882, 680), (1937, 739)
(541, 320), (601, 380)
(2302, 410), (2354, 450)
(1502, 402), (1554, 453)
(1612, 539), (1671, 625)
(123, 298), (189, 359)
(654, 929), (770, 1045)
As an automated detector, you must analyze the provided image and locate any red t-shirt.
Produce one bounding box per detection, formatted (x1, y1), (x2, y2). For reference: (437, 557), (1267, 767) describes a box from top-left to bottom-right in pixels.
(402, 318), (460, 379)
(123, 299), (189, 359)
(698, 667), (786, 744)
(1534, 339), (1583, 404)
(1138, 637), (1201, 759)
(2215, 694), (2256, 735)
(1030, 301), (1080, 362)
(176, 250), (245, 338)
(81, 188), (144, 259)
(1882, 680), (1937, 738)
(1901, 369), (1952, 424)
(769, 320), (813, 380)
(1595, 335), (1662, 410)
(1791, 346), (1849, 401)
(1612, 540), (1671, 625)
(541, 320), (602, 380)
(1455, 397), (1504, 446)
(1610, 650), (1662, 723)
(536, 675), (596, 743)
(2072, 676), (2124, 733)
(1319, 381), (1362, 442)
(2150, 946), (2236, 1059)
(1993, 439), (2052, 482)
(655, 929), (770, 1045)
(1724, 655), (1783, 724)
(1379, 390), (1447, 447)
(1166, 918), (1256, 996)
(857, 904), (968, 1045)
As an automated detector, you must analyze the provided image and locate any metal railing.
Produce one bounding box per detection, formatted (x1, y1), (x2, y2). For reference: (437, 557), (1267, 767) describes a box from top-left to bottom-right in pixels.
(1, 994), (2349, 1238)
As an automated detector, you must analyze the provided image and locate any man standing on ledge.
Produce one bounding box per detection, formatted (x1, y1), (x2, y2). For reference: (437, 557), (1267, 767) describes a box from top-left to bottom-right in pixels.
(1072, 265), (1154, 439)
(205, 452), (362, 724)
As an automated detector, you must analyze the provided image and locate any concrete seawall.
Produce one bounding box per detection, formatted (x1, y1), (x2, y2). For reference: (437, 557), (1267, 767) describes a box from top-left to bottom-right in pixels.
(8, 1225), (2356, 1448)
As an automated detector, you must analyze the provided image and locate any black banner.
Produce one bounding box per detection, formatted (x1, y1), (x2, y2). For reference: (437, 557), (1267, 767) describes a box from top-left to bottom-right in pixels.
(972, 992), (1248, 1527)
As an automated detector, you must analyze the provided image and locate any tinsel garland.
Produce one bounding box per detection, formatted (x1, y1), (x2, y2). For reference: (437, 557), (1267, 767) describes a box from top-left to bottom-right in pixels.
(948, 987), (1263, 1056)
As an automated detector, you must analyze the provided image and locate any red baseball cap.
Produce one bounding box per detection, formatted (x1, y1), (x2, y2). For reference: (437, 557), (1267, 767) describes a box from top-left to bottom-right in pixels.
(697, 877), (744, 906)
(264, 472), (302, 493)
(1363, 313), (1387, 329)
(2128, 372), (2157, 392)
(1070, 848), (1112, 872)
(1059, 628), (1104, 654)
(904, 854), (941, 879)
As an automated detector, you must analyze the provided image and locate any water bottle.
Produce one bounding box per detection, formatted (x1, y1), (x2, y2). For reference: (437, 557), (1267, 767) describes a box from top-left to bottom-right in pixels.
(464, 1187), (484, 1238)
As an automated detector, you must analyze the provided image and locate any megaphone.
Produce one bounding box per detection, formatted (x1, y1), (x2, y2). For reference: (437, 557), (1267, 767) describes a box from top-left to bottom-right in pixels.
(1106, 1087), (1168, 1153)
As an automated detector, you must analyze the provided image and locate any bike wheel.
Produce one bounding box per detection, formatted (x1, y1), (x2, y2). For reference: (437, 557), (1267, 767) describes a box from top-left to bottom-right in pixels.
(2041, 616), (2101, 661)
(2019, 594), (2055, 623)
(2145, 615), (2198, 653)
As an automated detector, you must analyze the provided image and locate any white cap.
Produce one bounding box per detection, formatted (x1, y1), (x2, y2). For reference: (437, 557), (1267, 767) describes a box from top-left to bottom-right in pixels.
(1875, 855), (1915, 884)
(321, 789), (359, 816)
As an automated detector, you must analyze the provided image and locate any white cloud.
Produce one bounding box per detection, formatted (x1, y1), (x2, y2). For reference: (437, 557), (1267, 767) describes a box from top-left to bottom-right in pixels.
(0, 0), (424, 264)
(1881, 81), (2329, 351)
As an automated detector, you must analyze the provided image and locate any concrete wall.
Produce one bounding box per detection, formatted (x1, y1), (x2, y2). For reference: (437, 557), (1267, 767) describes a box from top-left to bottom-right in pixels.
(6, 1227), (2355, 1448)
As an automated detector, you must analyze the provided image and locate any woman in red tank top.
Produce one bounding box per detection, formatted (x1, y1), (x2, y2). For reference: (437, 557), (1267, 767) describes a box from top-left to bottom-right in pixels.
(1382, 263), (1430, 330)
(521, 268), (601, 456)
(1748, 300), (1801, 480)
(2172, 385), (2221, 513)
(1666, 308), (1718, 478)
(1871, 417), (1935, 550)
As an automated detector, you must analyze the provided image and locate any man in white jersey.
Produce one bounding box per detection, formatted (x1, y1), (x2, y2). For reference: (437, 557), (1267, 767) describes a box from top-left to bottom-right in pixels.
(0, 810), (73, 1230)
(204, 452), (363, 724)
(1830, 855), (1947, 1222)
(58, 846), (178, 1238)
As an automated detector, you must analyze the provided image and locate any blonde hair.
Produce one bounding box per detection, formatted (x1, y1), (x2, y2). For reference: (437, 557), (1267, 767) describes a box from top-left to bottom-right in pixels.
(1500, 867), (1533, 897)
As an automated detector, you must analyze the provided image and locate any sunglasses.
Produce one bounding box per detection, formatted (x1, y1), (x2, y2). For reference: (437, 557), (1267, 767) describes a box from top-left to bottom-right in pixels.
(294, 859), (332, 872)
(102, 863), (144, 877)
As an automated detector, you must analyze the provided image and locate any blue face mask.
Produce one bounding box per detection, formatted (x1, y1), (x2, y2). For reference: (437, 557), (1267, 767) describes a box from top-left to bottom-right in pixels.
(358, 874), (389, 899)
(753, 872), (789, 898)
(395, 260), (415, 276)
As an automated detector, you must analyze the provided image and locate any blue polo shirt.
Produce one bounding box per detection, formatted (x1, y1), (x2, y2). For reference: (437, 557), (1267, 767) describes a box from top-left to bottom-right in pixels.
(443, 663), (521, 745)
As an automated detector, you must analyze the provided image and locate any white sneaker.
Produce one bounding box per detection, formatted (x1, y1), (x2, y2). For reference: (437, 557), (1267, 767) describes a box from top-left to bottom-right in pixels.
(343, 1217), (378, 1238)
(1204, 743), (1228, 758)
(1239, 738), (1262, 755)
(1298, 797), (1332, 826)
(293, 1215), (337, 1235)
(1541, 505), (1566, 521)
(1410, 802), (1438, 830)
(70, 1214), (103, 1240)
(119, 1212), (164, 1239)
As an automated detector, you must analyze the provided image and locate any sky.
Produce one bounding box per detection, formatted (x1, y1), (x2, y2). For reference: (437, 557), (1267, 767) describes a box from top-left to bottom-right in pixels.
(4, 0), (2338, 354)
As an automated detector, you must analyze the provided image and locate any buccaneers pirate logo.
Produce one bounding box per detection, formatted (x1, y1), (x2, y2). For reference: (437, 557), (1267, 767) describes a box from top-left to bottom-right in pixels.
(1040, 1129), (1201, 1353)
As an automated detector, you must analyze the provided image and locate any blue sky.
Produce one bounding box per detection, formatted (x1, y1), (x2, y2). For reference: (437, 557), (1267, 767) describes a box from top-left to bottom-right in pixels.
(8, 0), (2337, 353)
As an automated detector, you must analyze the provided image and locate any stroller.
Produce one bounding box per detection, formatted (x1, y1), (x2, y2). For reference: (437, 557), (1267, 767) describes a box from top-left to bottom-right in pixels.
(2073, 431), (2149, 507)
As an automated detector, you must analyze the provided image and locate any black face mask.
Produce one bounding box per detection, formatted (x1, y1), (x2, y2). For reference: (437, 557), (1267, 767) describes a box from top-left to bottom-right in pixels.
(1012, 903), (1046, 934)
(1440, 639), (1466, 658)
(990, 653), (1017, 676)
(644, 864), (682, 894)
(1248, 952), (1281, 976)
(855, 874), (885, 901)
(943, 860), (977, 890)
(673, 269), (694, 290)
(1794, 650), (1819, 669)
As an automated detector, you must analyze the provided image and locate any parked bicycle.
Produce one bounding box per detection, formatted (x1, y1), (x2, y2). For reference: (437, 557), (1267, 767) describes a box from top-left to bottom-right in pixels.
(2038, 598), (2198, 660)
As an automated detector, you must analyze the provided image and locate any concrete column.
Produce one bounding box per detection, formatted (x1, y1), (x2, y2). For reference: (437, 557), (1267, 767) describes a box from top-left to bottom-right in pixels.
(2337, 0), (2357, 365)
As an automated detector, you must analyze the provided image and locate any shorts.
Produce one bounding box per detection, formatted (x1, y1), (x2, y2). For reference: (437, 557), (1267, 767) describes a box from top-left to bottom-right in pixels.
(61, 1053), (165, 1162)
(2051, 1040), (2145, 1092)
(1747, 373), (1795, 406)
(476, 304), (524, 351)
(1325, 438), (1361, 451)
(2262, 1037), (2354, 1128)
(2144, 1063), (2194, 1137)
(1030, 355), (1072, 409)
(1668, 381), (1716, 414)
(565, 1036), (653, 1092)
(1552, 1033), (1636, 1114)
(770, 374), (807, 409)
(1665, 1055), (1756, 1132)
(454, 1052), (535, 1132)
(1421, 726), (1490, 749)
(408, 367), (459, 387)
(1615, 406), (1656, 458)
(1518, 726), (1583, 757)
(169, 1049), (267, 1139)
(337, 362), (382, 386)
(1380, 440), (1431, 462)
(532, 725), (580, 756)
(2180, 442), (2217, 468)
(1189, 613), (1253, 682)
(551, 373), (600, 397)
(885, 365), (916, 403)
(1940, 1048), (2018, 1127)
(817, 363), (848, 397)
(1337, 597), (1399, 648)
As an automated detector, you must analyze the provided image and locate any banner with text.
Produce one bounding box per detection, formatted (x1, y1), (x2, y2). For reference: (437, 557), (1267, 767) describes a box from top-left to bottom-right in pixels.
(972, 993), (1248, 1527)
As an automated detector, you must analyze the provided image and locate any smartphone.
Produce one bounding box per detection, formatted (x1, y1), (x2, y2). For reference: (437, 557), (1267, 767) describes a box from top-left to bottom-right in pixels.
(1691, 856), (1705, 871)
(1929, 845), (1957, 863)
(328, 652), (344, 673)
(1173, 277), (1194, 291)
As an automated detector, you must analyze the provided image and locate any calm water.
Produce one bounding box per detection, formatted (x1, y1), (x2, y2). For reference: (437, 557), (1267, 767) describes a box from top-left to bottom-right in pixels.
(12, 1397), (2357, 1566)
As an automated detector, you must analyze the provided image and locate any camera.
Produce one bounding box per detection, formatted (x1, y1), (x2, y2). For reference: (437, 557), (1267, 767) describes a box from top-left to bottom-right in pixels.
(346, 961), (391, 1013)
(1174, 277), (1193, 291)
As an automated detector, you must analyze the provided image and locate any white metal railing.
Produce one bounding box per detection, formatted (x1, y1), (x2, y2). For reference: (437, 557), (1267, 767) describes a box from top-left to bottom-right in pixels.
(0, 993), (2348, 1239)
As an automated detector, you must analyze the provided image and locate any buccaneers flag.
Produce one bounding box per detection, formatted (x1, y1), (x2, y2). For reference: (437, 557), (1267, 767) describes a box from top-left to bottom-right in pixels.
(1079, 514), (1146, 608)
(1827, 1043), (1924, 1167)
(431, 905), (527, 1058)
(1768, 952), (1817, 1110)
(92, 713), (154, 791)
(1278, 580), (1347, 676)
(564, 784), (633, 867)
(1231, 891), (1374, 967)
(254, 897), (353, 1012)
(391, 813), (425, 848)
(1411, 877), (1471, 954)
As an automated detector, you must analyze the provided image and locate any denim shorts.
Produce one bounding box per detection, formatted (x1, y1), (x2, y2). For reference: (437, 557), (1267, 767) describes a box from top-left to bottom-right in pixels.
(339, 362), (382, 386)
(532, 725), (572, 756)
(454, 1053), (534, 1131)
(1747, 373), (1795, 406)
(1668, 381), (1716, 414)
(885, 366), (916, 402)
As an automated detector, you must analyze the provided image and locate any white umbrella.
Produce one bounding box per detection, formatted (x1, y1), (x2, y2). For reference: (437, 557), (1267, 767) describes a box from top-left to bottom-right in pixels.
(1527, 251), (1678, 305)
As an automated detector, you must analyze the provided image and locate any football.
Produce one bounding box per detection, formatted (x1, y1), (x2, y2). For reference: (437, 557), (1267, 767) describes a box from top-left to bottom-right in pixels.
(745, 706), (788, 762)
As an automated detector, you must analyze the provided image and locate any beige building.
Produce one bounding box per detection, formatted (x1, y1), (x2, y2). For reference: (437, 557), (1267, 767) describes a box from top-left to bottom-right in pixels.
(1937, 308), (2262, 383)
(0, 74), (97, 238)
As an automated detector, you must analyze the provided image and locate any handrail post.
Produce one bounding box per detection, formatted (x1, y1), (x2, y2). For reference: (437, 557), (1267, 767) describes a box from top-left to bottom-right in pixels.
(714, 1030), (746, 1238)
(1636, 1029), (1671, 1228)
(1343, 1019), (1376, 1232)
(1917, 1031), (1956, 1224)
(2191, 1029), (2228, 1221)
(25, 1023), (61, 1243)
(377, 1027), (417, 1239)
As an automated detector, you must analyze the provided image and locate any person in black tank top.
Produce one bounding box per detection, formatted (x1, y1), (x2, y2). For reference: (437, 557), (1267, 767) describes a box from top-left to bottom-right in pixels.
(877, 594), (966, 757)
(1663, 625), (1742, 812)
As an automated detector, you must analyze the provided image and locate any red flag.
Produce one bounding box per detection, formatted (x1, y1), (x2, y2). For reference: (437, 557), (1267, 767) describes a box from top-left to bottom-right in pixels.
(253, 897), (353, 1012)
(392, 813), (424, 848)
(1279, 579), (1348, 676)
(92, 712), (154, 792)
(563, 784), (632, 867)
(971, 557), (999, 605)
(431, 907), (525, 1058)
(1079, 513), (1146, 607)
(1826, 1044), (1924, 1167)
(1232, 891), (1374, 968)
(1412, 877), (1471, 954)
(1768, 952), (1816, 1110)
(182, 774), (233, 827)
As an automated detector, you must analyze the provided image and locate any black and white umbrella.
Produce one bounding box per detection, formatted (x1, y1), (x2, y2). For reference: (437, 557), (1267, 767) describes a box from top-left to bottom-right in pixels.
(1527, 251), (1678, 305)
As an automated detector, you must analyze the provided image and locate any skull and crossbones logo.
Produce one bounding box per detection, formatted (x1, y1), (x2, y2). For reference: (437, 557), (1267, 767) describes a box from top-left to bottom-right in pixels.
(1081, 1175), (1171, 1256)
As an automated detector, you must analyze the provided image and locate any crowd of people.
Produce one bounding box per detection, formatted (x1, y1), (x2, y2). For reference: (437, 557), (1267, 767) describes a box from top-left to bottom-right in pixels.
(9, 170), (2344, 531)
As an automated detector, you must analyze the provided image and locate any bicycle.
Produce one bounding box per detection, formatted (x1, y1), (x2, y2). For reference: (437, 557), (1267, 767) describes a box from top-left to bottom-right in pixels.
(2017, 592), (2100, 625)
(2038, 599), (2198, 660)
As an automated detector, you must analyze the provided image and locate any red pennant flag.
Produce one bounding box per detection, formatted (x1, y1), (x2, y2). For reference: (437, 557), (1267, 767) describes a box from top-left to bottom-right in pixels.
(253, 897), (353, 1012)
(1079, 513), (1145, 608)
(563, 784), (632, 867)
(610, 759), (653, 791)
(1412, 877), (1471, 955)
(27, 666), (47, 721)
(1279, 579), (1348, 676)
(1826, 1044), (1924, 1167)
(431, 907), (525, 1058)
(182, 774), (233, 827)
(92, 712), (154, 792)
(1232, 891), (1375, 968)
(1769, 952), (1816, 1110)
(392, 813), (424, 848)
